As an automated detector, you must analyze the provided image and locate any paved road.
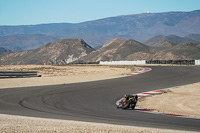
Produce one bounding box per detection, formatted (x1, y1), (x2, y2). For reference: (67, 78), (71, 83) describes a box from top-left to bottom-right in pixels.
(0, 66), (200, 131)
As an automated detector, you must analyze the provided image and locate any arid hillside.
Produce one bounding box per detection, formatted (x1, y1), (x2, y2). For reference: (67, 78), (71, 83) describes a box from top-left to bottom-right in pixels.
(77, 38), (149, 62)
(1, 37), (200, 65)
(77, 38), (200, 62)
(0, 39), (94, 65)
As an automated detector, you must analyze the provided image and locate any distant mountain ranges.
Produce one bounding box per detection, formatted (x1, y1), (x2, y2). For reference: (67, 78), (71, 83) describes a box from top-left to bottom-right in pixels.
(0, 10), (200, 65)
(0, 33), (200, 65)
(0, 10), (200, 51)
(0, 34), (57, 51)
(0, 47), (11, 56)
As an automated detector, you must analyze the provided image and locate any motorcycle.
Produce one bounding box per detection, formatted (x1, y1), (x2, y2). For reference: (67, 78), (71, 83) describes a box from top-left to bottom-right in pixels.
(117, 95), (138, 110)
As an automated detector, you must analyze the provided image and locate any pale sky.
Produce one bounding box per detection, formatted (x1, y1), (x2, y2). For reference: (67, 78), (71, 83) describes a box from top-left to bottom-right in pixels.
(0, 0), (200, 25)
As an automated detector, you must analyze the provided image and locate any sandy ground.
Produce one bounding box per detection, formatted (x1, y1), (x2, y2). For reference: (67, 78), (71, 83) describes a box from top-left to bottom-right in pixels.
(0, 114), (198, 133)
(138, 83), (200, 118)
(0, 65), (199, 133)
(0, 65), (137, 89)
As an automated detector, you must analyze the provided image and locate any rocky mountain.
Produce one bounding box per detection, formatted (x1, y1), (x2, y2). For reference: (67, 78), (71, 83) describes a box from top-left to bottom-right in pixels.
(1, 38), (200, 65)
(0, 34), (57, 51)
(0, 47), (11, 56)
(76, 38), (149, 62)
(0, 39), (94, 65)
(0, 10), (200, 49)
(144, 34), (199, 46)
(160, 42), (200, 59)
(155, 41), (176, 48)
(77, 38), (200, 62)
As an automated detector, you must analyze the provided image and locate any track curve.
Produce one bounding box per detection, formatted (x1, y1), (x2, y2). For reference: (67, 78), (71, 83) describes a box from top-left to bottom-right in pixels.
(0, 66), (200, 131)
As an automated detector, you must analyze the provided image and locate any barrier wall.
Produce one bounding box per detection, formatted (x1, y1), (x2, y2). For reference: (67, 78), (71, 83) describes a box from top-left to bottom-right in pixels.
(146, 60), (195, 65)
(0, 71), (38, 78)
(99, 60), (146, 65)
(195, 60), (200, 65)
(100, 60), (200, 65)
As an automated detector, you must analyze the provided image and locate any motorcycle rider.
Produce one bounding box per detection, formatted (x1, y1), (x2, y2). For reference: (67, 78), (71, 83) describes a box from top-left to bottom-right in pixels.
(118, 94), (138, 109)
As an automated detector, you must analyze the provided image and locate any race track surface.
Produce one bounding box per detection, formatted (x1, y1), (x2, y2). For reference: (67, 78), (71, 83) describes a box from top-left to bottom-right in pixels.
(0, 66), (200, 131)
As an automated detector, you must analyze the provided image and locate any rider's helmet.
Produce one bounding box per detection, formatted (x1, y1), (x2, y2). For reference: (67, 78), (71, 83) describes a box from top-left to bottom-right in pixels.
(129, 97), (133, 101)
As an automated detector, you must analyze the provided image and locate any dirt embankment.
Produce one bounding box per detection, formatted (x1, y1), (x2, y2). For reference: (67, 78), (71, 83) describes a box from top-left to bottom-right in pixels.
(138, 83), (200, 118)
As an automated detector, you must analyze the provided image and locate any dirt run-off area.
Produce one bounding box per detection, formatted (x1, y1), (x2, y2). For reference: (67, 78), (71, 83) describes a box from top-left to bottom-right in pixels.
(0, 65), (199, 133)
(138, 83), (200, 118)
(0, 65), (140, 89)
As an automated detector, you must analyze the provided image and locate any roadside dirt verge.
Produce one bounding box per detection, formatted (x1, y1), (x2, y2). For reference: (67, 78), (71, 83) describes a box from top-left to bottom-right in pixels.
(0, 65), (139, 89)
(137, 83), (200, 118)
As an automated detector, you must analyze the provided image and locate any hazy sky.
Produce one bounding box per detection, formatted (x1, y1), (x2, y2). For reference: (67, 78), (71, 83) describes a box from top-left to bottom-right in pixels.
(0, 0), (200, 26)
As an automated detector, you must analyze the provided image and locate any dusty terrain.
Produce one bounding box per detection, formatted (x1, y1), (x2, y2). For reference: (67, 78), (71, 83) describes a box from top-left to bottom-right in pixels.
(138, 83), (200, 118)
(0, 65), (137, 89)
(0, 114), (197, 133)
(0, 65), (199, 133)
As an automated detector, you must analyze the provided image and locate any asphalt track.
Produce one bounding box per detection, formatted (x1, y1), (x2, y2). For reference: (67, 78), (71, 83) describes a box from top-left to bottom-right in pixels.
(0, 66), (200, 131)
